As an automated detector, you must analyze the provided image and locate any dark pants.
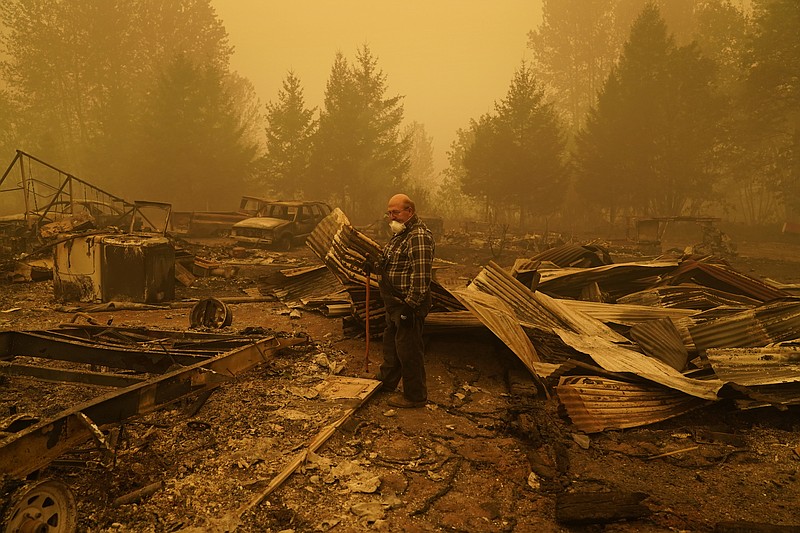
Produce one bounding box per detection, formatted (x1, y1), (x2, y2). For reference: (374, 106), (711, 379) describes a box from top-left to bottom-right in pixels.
(378, 302), (427, 402)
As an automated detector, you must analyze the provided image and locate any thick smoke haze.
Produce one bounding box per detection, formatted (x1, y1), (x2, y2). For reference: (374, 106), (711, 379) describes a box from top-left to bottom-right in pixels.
(213, 1), (543, 170)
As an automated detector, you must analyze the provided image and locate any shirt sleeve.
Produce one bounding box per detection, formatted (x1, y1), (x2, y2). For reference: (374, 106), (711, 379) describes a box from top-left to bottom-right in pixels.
(405, 228), (434, 308)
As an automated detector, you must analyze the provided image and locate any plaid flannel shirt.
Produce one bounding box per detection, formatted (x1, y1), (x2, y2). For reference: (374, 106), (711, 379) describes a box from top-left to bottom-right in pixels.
(381, 214), (435, 309)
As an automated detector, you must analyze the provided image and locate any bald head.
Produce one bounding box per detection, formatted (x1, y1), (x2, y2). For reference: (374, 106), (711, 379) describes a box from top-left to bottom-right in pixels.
(387, 193), (415, 223)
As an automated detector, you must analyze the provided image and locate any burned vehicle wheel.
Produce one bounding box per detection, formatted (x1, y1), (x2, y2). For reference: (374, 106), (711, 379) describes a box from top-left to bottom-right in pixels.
(278, 235), (293, 251)
(4, 479), (78, 533)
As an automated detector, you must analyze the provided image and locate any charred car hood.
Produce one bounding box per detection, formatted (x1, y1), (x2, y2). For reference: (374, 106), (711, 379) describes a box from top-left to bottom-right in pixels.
(233, 217), (289, 230)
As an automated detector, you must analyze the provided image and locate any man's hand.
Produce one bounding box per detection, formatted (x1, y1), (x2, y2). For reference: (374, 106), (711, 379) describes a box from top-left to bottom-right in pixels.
(399, 302), (416, 322)
(364, 251), (384, 274)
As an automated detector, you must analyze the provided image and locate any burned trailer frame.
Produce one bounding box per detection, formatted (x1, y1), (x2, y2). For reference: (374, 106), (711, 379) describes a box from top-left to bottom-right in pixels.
(0, 151), (136, 255)
(0, 326), (295, 529)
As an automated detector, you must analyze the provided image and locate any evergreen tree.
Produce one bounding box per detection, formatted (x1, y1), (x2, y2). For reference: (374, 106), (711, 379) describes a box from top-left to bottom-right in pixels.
(742, 0), (800, 214)
(134, 56), (258, 210)
(0, 0), (237, 193)
(262, 71), (316, 197)
(312, 46), (409, 220)
(574, 4), (724, 219)
(433, 127), (480, 220)
(460, 63), (567, 228)
(528, 0), (617, 133)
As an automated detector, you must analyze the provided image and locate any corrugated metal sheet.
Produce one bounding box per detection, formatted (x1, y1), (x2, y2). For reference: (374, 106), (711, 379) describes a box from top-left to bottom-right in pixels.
(663, 259), (789, 303)
(560, 299), (697, 326)
(556, 376), (709, 433)
(307, 208), (379, 288)
(629, 318), (689, 371)
(307, 208), (465, 335)
(535, 261), (679, 300)
(269, 265), (344, 306)
(733, 382), (800, 409)
(555, 328), (723, 399)
(530, 243), (613, 268)
(469, 261), (627, 343)
(705, 346), (800, 386)
(689, 299), (800, 350)
(618, 284), (762, 310)
(451, 288), (559, 381)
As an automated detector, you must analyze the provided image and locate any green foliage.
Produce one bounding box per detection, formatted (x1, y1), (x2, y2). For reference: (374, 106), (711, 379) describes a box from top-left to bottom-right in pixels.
(575, 4), (725, 219)
(311, 46), (409, 220)
(262, 71), (316, 198)
(431, 127), (480, 220)
(459, 63), (567, 227)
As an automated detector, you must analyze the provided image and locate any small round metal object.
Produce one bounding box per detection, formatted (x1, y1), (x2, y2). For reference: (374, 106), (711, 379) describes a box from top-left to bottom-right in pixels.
(189, 297), (232, 328)
(4, 479), (78, 533)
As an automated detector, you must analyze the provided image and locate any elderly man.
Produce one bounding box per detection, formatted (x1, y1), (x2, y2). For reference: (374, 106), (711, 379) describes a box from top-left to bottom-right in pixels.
(375, 193), (435, 408)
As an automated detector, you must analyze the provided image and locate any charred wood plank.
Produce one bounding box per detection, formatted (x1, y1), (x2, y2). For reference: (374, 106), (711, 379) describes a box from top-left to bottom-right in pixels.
(555, 491), (651, 525)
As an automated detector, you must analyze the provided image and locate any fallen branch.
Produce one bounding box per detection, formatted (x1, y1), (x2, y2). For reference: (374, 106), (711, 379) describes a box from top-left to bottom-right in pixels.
(113, 481), (164, 507)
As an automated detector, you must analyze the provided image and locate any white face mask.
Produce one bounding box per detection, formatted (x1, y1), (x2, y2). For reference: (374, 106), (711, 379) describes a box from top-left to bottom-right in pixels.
(389, 220), (405, 234)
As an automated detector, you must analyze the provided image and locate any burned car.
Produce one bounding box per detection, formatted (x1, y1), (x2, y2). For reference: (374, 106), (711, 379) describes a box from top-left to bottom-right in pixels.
(231, 200), (332, 250)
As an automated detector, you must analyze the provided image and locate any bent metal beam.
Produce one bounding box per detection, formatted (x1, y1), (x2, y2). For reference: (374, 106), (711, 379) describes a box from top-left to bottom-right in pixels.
(0, 336), (290, 480)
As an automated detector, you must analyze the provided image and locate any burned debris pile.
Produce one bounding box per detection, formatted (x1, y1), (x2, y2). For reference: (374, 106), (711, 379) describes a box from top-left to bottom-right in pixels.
(308, 208), (800, 433)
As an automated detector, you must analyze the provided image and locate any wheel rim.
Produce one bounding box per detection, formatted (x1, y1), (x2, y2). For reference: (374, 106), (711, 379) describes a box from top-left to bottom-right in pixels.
(4, 480), (78, 533)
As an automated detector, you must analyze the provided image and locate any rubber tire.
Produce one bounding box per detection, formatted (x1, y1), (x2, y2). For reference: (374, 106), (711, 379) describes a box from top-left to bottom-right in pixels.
(278, 235), (292, 251)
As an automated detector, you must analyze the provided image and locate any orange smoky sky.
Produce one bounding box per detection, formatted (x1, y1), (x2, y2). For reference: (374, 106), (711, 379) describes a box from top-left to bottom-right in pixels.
(212, 1), (543, 171)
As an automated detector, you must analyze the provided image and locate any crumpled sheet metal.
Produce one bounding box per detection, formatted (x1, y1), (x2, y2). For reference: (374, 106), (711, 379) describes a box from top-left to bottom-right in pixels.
(556, 376), (709, 433)
(530, 243), (613, 268)
(307, 208), (380, 288)
(705, 345), (800, 386)
(555, 329), (723, 400)
(535, 261), (679, 300)
(618, 284), (762, 310)
(662, 259), (789, 303)
(269, 265), (344, 306)
(689, 298), (800, 350)
(450, 288), (556, 380)
(629, 318), (690, 371)
(559, 299), (697, 327)
(470, 261), (626, 343)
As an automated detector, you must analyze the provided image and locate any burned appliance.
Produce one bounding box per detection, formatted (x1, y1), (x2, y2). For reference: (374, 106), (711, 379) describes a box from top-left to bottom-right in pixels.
(53, 233), (175, 303)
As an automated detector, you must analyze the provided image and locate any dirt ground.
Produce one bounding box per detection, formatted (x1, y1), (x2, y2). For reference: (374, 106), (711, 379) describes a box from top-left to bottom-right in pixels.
(1, 234), (800, 532)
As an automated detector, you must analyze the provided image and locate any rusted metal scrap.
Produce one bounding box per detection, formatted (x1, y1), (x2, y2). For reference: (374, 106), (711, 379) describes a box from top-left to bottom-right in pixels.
(662, 258), (789, 303)
(0, 150), (135, 257)
(0, 329), (292, 480)
(688, 298), (800, 350)
(556, 376), (709, 433)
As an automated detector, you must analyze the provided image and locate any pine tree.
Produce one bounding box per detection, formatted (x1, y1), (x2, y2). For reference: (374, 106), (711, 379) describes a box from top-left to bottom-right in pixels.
(312, 46), (408, 220)
(262, 71), (316, 197)
(574, 4), (724, 219)
(743, 0), (800, 215)
(460, 63), (567, 228)
(134, 56), (258, 210)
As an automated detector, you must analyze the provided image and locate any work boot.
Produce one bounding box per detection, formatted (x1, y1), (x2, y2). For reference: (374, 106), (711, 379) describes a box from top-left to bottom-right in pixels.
(387, 395), (426, 408)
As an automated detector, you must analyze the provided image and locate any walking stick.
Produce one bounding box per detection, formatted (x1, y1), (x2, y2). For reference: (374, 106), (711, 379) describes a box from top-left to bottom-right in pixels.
(364, 263), (370, 373)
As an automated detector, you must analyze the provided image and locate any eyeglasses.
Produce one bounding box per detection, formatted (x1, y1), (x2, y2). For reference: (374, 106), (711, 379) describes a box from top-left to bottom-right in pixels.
(386, 207), (409, 217)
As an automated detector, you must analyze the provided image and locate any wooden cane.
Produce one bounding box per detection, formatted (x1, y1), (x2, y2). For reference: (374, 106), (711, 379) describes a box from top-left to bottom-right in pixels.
(364, 262), (370, 373)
